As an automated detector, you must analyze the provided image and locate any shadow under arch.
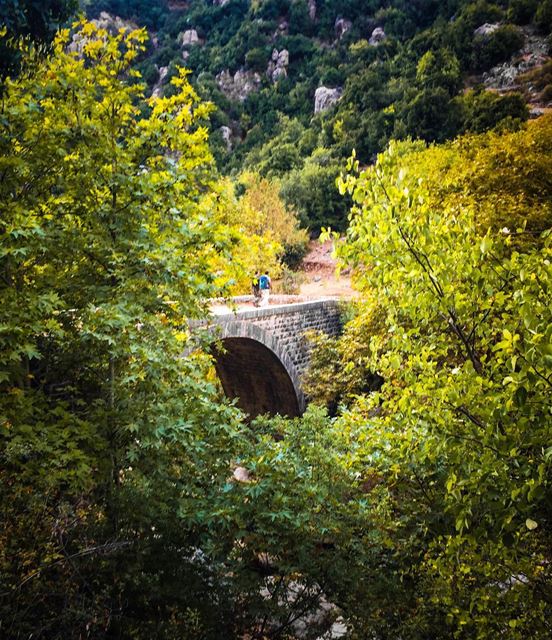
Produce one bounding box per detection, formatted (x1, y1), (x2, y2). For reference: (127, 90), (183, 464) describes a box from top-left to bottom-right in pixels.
(212, 321), (304, 418)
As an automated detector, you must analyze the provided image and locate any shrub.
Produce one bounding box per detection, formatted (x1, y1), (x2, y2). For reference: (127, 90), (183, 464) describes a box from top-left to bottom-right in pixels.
(281, 235), (309, 269)
(401, 87), (461, 142)
(472, 24), (525, 72)
(280, 157), (352, 231)
(457, 88), (529, 133)
(275, 266), (304, 294)
(536, 0), (552, 33)
(245, 46), (270, 71)
(507, 0), (539, 24)
(541, 82), (552, 101)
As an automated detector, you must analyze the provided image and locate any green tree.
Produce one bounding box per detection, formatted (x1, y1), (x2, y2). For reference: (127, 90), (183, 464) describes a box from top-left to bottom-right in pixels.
(0, 21), (245, 637)
(245, 115), (307, 176)
(508, 0), (539, 24)
(396, 114), (550, 243)
(401, 86), (460, 142)
(472, 24), (525, 72)
(323, 121), (552, 638)
(303, 303), (384, 414)
(245, 45), (270, 71)
(281, 153), (352, 231)
(456, 87), (528, 133)
(416, 48), (462, 96)
(206, 174), (300, 294)
(1, 22), (376, 638)
(238, 172), (308, 266)
(0, 0), (77, 80)
(536, 0), (552, 32)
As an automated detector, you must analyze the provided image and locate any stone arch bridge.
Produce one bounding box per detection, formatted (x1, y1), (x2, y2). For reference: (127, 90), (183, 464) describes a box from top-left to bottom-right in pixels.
(203, 298), (342, 418)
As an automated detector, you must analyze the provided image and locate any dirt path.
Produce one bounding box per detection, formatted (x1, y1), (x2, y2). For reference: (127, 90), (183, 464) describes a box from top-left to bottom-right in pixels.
(298, 239), (357, 299)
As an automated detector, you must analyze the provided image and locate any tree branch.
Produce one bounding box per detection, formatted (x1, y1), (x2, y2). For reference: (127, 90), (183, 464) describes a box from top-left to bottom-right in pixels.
(3, 541), (132, 595)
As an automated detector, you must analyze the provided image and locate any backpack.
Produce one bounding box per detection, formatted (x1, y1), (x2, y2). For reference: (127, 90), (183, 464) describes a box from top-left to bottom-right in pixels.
(259, 275), (270, 290)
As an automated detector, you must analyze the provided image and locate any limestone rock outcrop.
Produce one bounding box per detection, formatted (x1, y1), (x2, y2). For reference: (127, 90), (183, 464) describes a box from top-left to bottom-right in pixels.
(92, 11), (136, 33)
(178, 29), (200, 47)
(68, 12), (137, 53)
(272, 19), (288, 40)
(219, 125), (233, 151)
(314, 86), (342, 113)
(481, 27), (548, 96)
(474, 23), (500, 38)
(369, 27), (386, 46)
(151, 66), (169, 98)
(216, 69), (261, 102)
(335, 17), (352, 40)
(267, 49), (289, 82)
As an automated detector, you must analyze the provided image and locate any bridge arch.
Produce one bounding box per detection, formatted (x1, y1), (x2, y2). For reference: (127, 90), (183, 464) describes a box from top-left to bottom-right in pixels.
(213, 321), (305, 418)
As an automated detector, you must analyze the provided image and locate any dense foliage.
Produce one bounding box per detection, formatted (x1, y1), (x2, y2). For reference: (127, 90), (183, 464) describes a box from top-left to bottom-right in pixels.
(0, 23), (374, 639)
(303, 117), (552, 637)
(0, 23), (242, 636)
(208, 172), (308, 294)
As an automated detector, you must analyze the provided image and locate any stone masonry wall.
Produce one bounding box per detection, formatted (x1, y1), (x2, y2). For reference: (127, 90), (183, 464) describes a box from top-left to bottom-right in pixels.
(201, 298), (343, 416)
(211, 299), (342, 382)
(234, 299), (342, 379)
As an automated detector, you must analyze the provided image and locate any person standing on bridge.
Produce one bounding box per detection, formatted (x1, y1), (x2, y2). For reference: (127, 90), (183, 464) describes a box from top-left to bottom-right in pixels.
(252, 271), (261, 306)
(258, 271), (271, 307)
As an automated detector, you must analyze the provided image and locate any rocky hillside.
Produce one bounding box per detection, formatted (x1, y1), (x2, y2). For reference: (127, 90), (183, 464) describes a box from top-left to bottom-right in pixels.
(86, 0), (552, 230)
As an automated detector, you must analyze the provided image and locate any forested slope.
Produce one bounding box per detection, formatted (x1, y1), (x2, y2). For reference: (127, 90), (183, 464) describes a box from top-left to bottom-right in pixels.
(85, 0), (552, 229)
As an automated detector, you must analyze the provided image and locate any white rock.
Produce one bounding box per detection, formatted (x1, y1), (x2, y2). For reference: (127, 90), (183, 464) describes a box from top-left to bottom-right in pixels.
(179, 29), (199, 47)
(232, 466), (251, 483)
(151, 65), (169, 98)
(314, 86), (342, 113)
(474, 23), (500, 38)
(335, 17), (352, 40)
(271, 66), (287, 81)
(220, 125), (233, 151)
(277, 49), (289, 66)
(308, 0), (317, 21)
(369, 27), (386, 45)
(67, 11), (137, 53)
(216, 68), (261, 101)
(481, 27), (544, 94)
(267, 49), (289, 83)
(95, 11), (136, 32)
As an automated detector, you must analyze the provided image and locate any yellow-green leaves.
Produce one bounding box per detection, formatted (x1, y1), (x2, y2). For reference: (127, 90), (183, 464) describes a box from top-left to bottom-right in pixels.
(0, 21), (248, 636)
(525, 518), (538, 530)
(320, 120), (552, 638)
